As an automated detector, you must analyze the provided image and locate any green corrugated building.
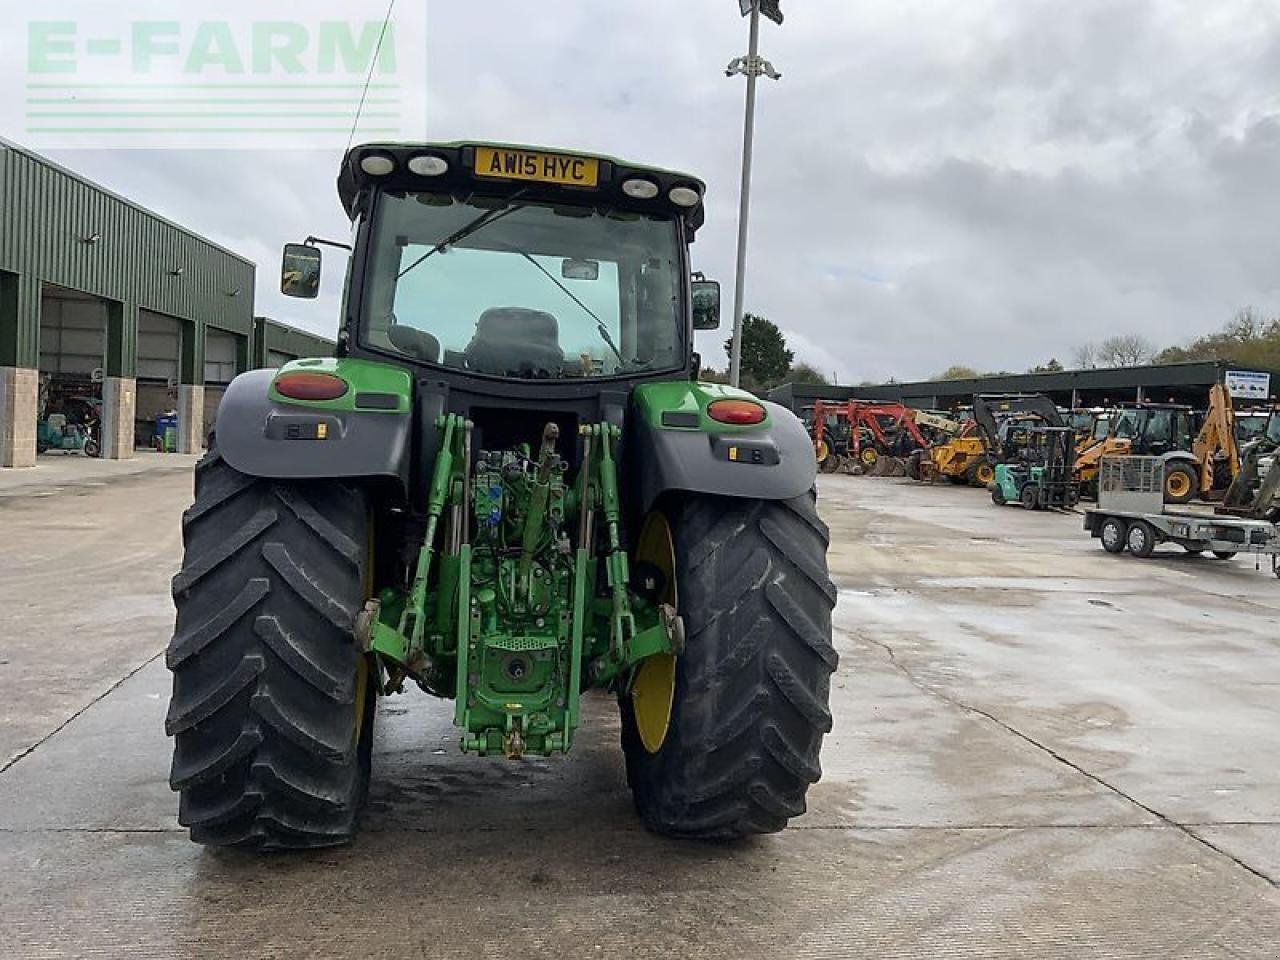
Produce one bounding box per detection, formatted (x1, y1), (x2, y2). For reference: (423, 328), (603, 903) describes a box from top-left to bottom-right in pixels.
(0, 139), (333, 466)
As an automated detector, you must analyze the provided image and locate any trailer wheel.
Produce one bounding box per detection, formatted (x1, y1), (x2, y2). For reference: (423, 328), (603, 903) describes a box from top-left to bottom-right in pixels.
(1126, 520), (1156, 558)
(166, 444), (375, 850)
(1212, 550), (1237, 560)
(1100, 517), (1127, 554)
(620, 491), (837, 840)
(1163, 463), (1197, 504)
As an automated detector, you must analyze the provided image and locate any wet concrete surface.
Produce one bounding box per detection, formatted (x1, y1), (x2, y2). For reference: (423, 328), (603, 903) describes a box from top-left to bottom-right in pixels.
(1, 470), (1277, 957)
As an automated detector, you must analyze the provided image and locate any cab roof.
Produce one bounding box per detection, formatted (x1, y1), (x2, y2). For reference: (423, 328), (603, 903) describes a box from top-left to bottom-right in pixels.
(337, 141), (706, 234)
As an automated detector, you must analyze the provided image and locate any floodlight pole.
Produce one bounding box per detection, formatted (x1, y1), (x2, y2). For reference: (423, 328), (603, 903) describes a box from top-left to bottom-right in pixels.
(726, 3), (779, 388)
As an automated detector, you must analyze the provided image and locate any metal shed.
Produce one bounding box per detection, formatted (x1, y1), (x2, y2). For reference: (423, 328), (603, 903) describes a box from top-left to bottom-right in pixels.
(0, 138), (255, 465)
(769, 361), (1280, 415)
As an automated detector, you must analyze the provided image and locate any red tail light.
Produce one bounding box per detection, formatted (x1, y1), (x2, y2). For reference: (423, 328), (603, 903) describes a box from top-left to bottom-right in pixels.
(274, 372), (348, 401)
(707, 399), (766, 425)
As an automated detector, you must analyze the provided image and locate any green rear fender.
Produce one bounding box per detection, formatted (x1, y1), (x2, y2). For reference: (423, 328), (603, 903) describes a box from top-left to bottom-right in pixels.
(628, 381), (818, 513)
(215, 357), (414, 493)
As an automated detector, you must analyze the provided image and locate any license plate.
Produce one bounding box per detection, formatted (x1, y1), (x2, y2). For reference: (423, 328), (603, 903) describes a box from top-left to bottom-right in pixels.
(474, 147), (599, 188)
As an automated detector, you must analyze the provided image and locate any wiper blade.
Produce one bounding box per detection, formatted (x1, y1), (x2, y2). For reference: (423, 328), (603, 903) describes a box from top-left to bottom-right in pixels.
(510, 249), (625, 366)
(397, 191), (528, 281)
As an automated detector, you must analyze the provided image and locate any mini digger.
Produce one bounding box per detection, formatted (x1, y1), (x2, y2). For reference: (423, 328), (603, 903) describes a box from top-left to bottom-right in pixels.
(165, 142), (837, 849)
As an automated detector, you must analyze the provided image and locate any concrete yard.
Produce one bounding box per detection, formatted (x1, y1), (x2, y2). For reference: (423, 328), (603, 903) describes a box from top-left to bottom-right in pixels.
(1, 466), (1277, 958)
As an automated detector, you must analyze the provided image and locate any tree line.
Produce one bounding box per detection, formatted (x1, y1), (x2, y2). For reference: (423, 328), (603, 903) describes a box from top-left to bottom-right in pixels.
(707, 307), (1280, 391)
(701, 313), (831, 390)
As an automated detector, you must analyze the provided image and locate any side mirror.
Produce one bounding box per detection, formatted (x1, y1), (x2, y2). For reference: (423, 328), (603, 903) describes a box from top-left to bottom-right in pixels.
(692, 278), (720, 330)
(281, 243), (322, 299)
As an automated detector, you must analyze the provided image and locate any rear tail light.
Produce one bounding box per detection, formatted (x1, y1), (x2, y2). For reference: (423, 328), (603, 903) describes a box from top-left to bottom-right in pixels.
(275, 372), (348, 401)
(707, 399), (766, 425)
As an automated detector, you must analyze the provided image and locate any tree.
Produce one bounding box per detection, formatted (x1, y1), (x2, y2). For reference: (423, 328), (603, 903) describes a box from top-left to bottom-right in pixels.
(697, 364), (729, 384)
(1095, 334), (1156, 367)
(1030, 358), (1064, 373)
(724, 313), (793, 390)
(787, 362), (831, 385)
(934, 365), (981, 380)
(1073, 343), (1098, 370)
(1156, 308), (1280, 368)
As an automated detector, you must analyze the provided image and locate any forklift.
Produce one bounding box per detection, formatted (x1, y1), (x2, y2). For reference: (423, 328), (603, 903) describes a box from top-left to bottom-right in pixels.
(990, 425), (1079, 510)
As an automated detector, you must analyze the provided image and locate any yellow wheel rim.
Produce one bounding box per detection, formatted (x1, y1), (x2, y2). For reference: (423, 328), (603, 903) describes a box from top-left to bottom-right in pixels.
(816, 439), (830, 462)
(1166, 471), (1191, 499)
(861, 447), (878, 466)
(977, 464), (994, 484)
(632, 511), (677, 754)
(632, 653), (677, 754)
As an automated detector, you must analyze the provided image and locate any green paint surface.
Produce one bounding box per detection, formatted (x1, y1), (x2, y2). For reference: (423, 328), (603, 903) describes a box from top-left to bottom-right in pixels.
(632, 380), (771, 431)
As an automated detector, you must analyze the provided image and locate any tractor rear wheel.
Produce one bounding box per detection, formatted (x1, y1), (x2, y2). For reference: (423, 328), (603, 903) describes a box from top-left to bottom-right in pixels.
(166, 444), (375, 850)
(620, 491), (838, 839)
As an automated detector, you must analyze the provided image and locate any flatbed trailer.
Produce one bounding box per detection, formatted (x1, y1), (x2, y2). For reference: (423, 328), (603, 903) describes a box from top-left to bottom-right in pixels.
(1082, 456), (1280, 574)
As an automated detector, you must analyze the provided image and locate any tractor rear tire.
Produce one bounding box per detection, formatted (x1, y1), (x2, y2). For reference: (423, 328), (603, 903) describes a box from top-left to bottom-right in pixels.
(620, 491), (838, 840)
(166, 444), (375, 850)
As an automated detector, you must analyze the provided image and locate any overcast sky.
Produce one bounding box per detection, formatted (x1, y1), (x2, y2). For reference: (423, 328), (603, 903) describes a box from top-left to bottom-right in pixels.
(31, 0), (1280, 383)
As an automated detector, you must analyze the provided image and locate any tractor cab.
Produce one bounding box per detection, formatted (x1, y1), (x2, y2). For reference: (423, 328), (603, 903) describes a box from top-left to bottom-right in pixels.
(285, 142), (717, 385)
(1109, 403), (1196, 456)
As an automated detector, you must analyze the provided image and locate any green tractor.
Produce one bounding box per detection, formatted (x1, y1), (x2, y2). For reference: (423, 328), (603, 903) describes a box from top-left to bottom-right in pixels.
(166, 142), (837, 849)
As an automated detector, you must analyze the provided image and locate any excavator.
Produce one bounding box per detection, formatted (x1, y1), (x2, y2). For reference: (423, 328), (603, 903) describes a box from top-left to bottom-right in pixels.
(909, 393), (1063, 486)
(1073, 384), (1239, 504)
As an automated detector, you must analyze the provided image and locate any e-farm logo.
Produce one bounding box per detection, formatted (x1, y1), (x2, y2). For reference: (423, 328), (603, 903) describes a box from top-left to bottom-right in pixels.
(9, 4), (426, 148)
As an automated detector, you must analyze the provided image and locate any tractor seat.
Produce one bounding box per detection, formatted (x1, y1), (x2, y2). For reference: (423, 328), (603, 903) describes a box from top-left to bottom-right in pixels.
(387, 324), (441, 363)
(465, 307), (564, 377)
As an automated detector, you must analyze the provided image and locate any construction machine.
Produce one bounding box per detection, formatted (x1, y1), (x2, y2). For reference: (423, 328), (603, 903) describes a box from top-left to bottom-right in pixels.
(810, 399), (931, 475)
(990, 425), (1079, 510)
(165, 141), (836, 850)
(1073, 384), (1239, 504)
(910, 393), (1063, 487)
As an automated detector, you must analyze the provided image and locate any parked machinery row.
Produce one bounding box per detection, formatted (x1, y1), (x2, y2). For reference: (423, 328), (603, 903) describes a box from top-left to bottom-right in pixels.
(804, 384), (1279, 511)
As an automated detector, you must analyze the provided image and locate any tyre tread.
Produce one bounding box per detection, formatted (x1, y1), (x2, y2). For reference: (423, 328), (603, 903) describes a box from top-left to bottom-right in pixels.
(623, 490), (837, 840)
(166, 449), (371, 850)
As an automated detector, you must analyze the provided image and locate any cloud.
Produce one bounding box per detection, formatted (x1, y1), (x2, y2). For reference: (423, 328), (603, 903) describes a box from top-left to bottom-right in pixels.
(34, 0), (1280, 382)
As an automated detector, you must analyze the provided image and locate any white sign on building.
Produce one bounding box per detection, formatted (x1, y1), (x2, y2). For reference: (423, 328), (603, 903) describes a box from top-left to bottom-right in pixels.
(1225, 370), (1271, 400)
